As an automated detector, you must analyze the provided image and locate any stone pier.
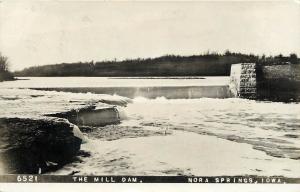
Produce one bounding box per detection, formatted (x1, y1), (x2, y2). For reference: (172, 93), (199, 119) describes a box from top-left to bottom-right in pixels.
(229, 63), (257, 99)
(229, 63), (300, 101)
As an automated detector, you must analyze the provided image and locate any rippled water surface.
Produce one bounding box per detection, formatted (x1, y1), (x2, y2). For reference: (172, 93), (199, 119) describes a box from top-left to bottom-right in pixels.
(128, 97), (300, 160)
(53, 97), (300, 176)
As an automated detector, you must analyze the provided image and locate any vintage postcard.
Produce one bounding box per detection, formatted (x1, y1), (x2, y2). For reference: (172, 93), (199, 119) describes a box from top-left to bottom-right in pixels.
(0, 0), (299, 190)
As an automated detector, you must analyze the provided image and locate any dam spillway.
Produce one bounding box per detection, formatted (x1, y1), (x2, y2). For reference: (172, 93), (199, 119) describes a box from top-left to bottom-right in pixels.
(33, 86), (230, 99)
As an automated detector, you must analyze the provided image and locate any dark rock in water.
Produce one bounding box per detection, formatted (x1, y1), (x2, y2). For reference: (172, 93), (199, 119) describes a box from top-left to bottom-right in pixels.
(0, 117), (84, 174)
(48, 105), (121, 127)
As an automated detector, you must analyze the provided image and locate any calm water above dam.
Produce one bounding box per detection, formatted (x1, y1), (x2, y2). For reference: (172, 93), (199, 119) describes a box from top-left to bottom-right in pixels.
(1, 76), (229, 88)
(1, 77), (230, 99)
(0, 77), (299, 176)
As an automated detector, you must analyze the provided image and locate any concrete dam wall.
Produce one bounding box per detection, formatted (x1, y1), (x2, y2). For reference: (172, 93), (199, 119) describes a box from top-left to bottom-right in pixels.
(229, 63), (300, 101)
(34, 86), (230, 99)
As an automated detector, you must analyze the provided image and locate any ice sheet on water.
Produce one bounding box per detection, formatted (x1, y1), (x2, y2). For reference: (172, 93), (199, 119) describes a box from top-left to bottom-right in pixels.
(0, 88), (130, 118)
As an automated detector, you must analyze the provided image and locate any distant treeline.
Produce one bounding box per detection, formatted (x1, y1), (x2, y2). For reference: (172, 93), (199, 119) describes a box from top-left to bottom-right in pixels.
(15, 51), (299, 77)
(0, 53), (14, 82)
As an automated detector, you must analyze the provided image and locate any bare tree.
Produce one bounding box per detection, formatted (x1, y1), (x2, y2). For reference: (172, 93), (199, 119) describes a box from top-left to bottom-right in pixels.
(0, 52), (9, 72)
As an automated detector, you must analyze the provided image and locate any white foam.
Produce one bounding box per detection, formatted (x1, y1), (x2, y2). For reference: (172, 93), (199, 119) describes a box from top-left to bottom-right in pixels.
(53, 130), (300, 177)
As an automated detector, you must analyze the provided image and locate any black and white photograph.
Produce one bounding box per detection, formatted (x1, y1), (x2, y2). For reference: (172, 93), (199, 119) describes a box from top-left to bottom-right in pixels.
(0, 0), (299, 189)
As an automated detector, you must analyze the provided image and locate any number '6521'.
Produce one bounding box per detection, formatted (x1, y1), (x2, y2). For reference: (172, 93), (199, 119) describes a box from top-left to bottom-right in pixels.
(17, 175), (38, 182)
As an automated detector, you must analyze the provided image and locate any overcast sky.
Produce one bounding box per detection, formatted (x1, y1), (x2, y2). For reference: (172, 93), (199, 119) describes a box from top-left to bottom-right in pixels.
(0, 0), (300, 71)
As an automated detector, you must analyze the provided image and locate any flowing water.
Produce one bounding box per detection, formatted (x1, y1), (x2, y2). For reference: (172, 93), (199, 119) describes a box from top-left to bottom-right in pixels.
(0, 77), (299, 176)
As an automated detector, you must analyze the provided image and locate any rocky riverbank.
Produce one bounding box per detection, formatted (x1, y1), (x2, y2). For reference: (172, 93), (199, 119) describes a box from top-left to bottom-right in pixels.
(0, 117), (84, 174)
(0, 88), (131, 174)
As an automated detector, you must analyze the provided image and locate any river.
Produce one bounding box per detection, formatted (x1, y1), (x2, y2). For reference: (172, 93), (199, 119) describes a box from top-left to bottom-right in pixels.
(0, 77), (299, 176)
